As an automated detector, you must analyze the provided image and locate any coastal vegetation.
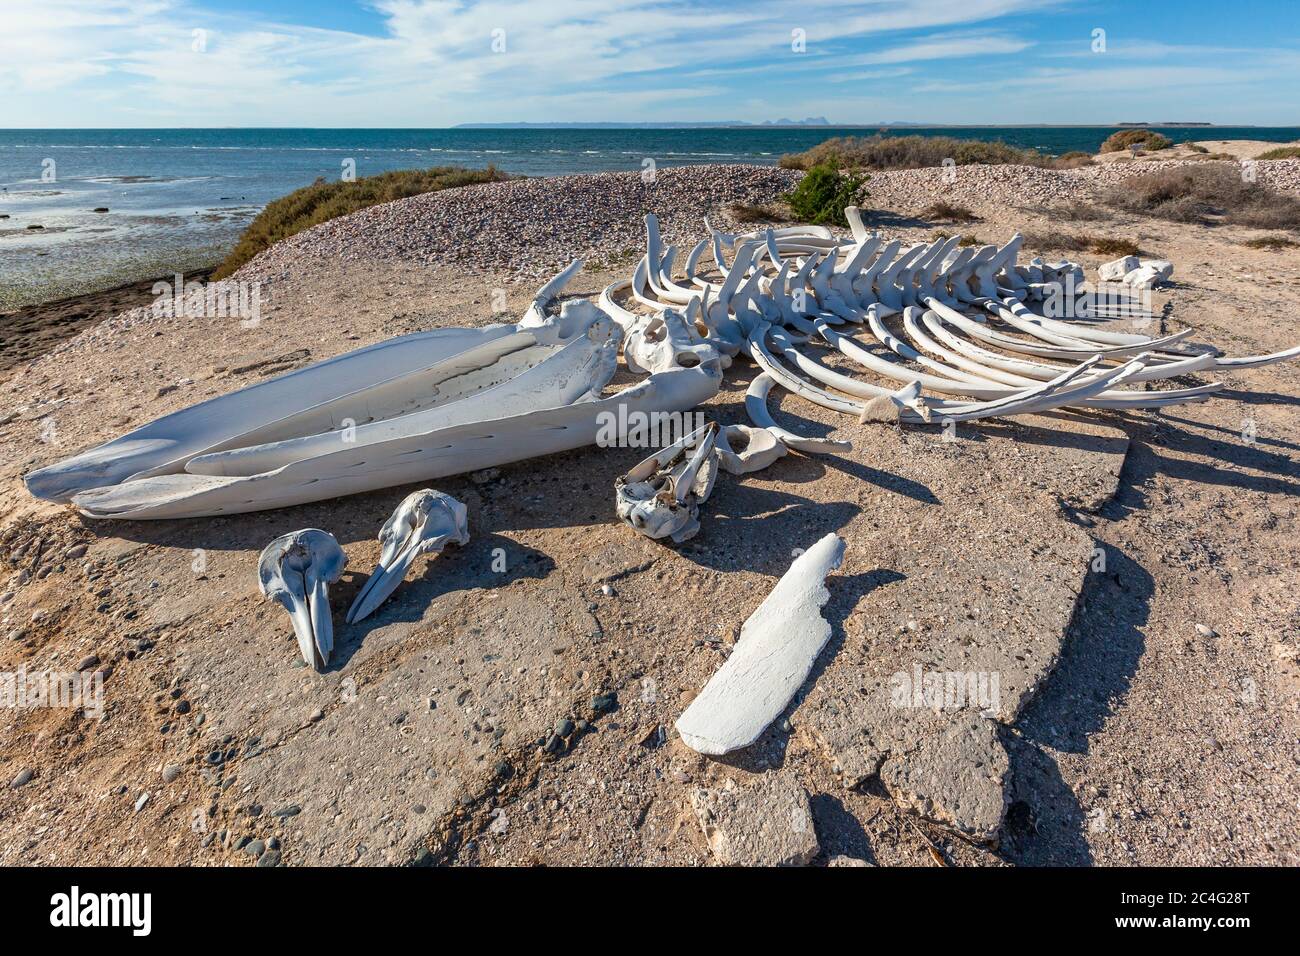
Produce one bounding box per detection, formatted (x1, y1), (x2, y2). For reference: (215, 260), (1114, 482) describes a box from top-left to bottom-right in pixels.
(1103, 165), (1300, 229)
(213, 165), (510, 278)
(1255, 145), (1300, 160)
(783, 163), (866, 226)
(1099, 129), (1174, 152)
(779, 134), (1053, 171)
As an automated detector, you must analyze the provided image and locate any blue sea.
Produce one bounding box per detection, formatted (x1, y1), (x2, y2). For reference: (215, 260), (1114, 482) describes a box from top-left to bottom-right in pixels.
(2, 126), (1298, 308)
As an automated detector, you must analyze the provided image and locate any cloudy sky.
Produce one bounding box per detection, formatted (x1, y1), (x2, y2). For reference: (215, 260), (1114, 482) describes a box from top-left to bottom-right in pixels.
(1, 0), (1297, 127)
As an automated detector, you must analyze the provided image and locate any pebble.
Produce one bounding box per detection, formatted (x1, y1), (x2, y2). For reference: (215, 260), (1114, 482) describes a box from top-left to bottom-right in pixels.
(11, 768), (34, 789)
(162, 764), (182, 783)
(65, 544), (88, 559)
(75, 654), (100, 671)
(257, 850), (281, 867)
(244, 839), (266, 857)
(1195, 623), (1218, 638)
(271, 804), (302, 818)
(554, 717), (576, 737)
(591, 692), (618, 714)
(134, 792), (150, 812)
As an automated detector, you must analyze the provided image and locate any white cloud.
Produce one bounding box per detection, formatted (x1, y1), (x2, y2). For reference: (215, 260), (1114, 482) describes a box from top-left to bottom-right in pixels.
(0, 0), (1294, 126)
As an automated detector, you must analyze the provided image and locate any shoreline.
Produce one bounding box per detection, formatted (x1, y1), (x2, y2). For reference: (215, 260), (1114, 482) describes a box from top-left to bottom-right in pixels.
(0, 265), (218, 381)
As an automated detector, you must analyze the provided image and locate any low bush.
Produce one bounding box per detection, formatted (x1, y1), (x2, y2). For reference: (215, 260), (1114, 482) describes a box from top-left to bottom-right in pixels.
(779, 135), (1049, 171)
(1255, 145), (1300, 160)
(728, 203), (785, 224)
(1100, 129), (1174, 153)
(1102, 164), (1300, 229)
(919, 201), (980, 223)
(784, 164), (866, 227)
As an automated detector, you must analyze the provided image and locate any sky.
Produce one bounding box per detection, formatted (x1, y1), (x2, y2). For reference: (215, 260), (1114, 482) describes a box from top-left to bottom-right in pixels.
(0, 0), (1297, 128)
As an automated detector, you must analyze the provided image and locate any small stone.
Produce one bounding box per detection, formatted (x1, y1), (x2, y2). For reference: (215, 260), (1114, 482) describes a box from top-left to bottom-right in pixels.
(600, 584), (615, 597)
(244, 839), (266, 857)
(65, 544), (88, 559)
(11, 768), (34, 789)
(554, 717), (575, 737)
(469, 468), (500, 484)
(309, 708), (324, 722)
(162, 764), (182, 783)
(1195, 624), (1218, 638)
(271, 804), (302, 818)
(267, 837), (280, 850)
(235, 835), (251, 850)
(256, 850), (281, 867)
(76, 654), (100, 671)
(174, 700), (191, 715)
(134, 792), (151, 812)
(591, 692), (618, 714)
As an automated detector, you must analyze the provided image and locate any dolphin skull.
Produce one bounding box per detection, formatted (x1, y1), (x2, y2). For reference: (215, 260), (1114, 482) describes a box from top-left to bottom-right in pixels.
(257, 529), (348, 671)
(346, 489), (470, 624)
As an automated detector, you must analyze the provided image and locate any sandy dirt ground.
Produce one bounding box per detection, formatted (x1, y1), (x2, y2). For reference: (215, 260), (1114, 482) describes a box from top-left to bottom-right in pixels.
(0, 175), (1296, 867)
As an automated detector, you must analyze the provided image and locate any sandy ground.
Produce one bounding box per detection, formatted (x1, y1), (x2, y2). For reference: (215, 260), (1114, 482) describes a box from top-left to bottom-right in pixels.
(0, 268), (217, 382)
(0, 167), (1296, 867)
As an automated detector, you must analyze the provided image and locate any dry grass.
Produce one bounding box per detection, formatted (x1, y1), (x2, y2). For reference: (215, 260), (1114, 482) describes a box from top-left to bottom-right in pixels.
(728, 202), (786, 224)
(1100, 129), (1174, 153)
(1021, 232), (1143, 257)
(1255, 146), (1300, 160)
(933, 231), (985, 247)
(1102, 164), (1300, 229)
(1052, 151), (1095, 169)
(213, 165), (511, 279)
(1240, 235), (1298, 249)
(779, 135), (1050, 171)
(1035, 200), (1112, 222)
(919, 201), (980, 223)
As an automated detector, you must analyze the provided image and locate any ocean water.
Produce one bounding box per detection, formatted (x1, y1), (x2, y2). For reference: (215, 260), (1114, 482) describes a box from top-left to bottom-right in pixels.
(2, 126), (1297, 308)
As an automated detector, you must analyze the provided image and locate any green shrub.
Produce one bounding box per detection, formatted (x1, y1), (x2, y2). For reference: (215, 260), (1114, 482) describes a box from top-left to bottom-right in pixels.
(785, 164), (866, 226)
(1100, 129), (1174, 153)
(214, 165), (511, 278)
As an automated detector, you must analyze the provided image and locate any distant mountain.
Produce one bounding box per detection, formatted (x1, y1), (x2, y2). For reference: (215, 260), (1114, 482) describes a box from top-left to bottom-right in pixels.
(455, 119), (831, 129)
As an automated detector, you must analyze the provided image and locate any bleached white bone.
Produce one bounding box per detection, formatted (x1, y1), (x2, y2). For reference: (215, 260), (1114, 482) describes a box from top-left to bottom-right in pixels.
(258, 529), (347, 671)
(676, 533), (845, 755)
(346, 490), (469, 624)
(615, 422), (720, 543)
(715, 424), (788, 474)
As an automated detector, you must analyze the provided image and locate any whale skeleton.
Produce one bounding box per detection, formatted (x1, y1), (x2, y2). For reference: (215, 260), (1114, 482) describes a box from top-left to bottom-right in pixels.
(22, 208), (1298, 527)
(604, 210), (1299, 437)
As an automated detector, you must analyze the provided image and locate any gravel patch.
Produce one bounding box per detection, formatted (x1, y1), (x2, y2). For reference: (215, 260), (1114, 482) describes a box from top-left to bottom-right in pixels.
(862, 159), (1300, 214)
(237, 164), (802, 284)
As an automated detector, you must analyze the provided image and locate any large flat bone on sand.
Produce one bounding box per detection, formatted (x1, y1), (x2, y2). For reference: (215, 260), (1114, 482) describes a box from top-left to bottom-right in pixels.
(676, 533), (845, 755)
